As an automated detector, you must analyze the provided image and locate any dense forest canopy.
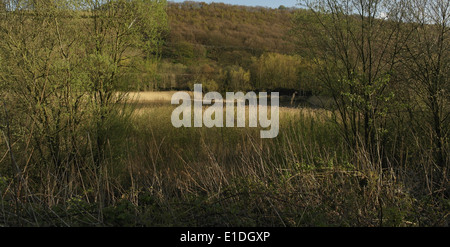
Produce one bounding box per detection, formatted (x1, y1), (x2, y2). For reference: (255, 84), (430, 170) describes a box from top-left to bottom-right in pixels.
(165, 1), (298, 56)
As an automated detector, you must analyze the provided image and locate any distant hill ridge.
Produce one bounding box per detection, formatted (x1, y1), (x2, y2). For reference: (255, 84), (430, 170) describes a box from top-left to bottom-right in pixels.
(164, 1), (300, 62)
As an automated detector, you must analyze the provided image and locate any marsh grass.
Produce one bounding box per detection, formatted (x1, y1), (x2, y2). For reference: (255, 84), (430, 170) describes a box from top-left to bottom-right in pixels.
(104, 100), (416, 226)
(0, 93), (447, 226)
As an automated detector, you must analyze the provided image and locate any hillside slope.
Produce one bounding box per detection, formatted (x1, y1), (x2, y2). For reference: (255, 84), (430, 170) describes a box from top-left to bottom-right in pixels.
(163, 1), (298, 64)
(143, 1), (316, 93)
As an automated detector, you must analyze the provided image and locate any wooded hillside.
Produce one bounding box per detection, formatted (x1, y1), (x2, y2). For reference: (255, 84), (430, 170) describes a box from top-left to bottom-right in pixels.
(165, 1), (297, 59)
(142, 1), (315, 93)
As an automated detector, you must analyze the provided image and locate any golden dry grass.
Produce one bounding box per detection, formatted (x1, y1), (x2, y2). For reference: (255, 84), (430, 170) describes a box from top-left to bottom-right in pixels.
(127, 91), (333, 119)
(127, 91), (192, 103)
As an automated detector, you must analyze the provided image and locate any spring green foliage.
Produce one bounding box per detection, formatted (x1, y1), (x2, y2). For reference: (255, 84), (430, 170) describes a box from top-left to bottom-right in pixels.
(0, 0), (168, 226)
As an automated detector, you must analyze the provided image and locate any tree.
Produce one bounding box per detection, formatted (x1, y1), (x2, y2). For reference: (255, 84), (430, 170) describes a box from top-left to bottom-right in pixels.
(0, 0), (167, 206)
(222, 65), (251, 92)
(401, 0), (449, 193)
(81, 0), (168, 165)
(250, 53), (302, 91)
(297, 0), (410, 168)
